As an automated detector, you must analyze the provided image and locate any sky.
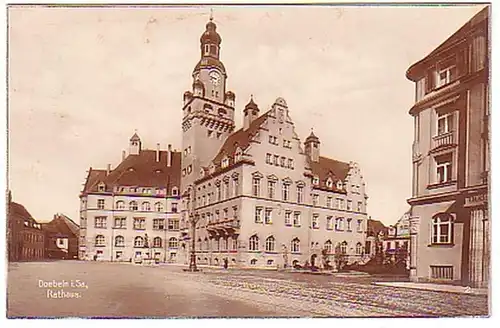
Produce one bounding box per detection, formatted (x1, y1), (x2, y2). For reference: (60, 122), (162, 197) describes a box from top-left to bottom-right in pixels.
(7, 4), (487, 225)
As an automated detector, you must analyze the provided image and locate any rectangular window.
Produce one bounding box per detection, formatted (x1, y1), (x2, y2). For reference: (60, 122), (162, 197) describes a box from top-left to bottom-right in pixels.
(280, 156), (286, 167)
(326, 216), (333, 230)
(282, 184), (290, 201)
(335, 218), (343, 231)
(357, 219), (363, 232)
(114, 217), (126, 229)
(326, 197), (332, 209)
(172, 218), (180, 230)
(285, 211), (292, 226)
(339, 199), (345, 210)
(266, 153), (272, 164)
(435, 65), (457, 88)
(215, 210), (220, 221)
(216, 185), (221, 201)
(357, 201), (363, 212)
(232, 178), (239, 197)
(94, 217), (107, 228)
(273, 155), (279, 166)
(268, 181), (276, 199)
(97, 199), (105, 210)
(312, 194), (319, 206)
(297, 186), (303, 203)
(255, 207), (263, 223)
(171, 203), (178, 213)
(223, 208), (228, 219)
(430, 265), (453, 280)
(133, 218), (145, 230)
(347, 218), (352, 231)
(436, 153), (453, 184)
(293, 212), (301, 227)
(347, 200), (352, 211)
(153, 219), (165, 230)
(312, 214), (319, 229)
(264, 208), (272, 224)
(437, 112), (454, 135)
(287, 158), (294, 169)
(252, 178), (261, 197)
(224, 181), (230, 199)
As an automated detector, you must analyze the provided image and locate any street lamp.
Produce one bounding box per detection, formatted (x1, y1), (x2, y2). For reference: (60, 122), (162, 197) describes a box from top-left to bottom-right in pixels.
(187, 214), (200, 272)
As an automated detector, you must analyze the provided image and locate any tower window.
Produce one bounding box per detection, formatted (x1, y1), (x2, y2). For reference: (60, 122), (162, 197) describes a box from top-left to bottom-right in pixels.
(204, 44), (210, 55)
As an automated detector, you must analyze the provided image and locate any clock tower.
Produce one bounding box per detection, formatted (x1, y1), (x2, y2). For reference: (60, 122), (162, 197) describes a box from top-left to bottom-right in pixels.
(181, 16), (236, 228)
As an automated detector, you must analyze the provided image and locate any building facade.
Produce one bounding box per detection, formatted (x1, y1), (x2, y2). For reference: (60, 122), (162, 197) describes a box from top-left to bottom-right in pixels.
(406, 7), (489, 287)
(7, 193), (45, 262)
(42, 213), (80, 260)
(79, 137), (182, 263)
(178, 18), (369, 269)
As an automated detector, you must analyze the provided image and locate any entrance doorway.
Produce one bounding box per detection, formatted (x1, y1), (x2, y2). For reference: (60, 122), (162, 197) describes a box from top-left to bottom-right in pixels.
(310, 254), (317, 267)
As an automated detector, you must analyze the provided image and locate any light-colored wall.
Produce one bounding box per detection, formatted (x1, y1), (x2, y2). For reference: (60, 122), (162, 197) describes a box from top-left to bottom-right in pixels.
(80, 193), (181, 262)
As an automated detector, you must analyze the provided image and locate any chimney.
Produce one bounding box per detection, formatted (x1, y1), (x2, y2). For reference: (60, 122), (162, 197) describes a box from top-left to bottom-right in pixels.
(122, 150), (126, 161)
(167, 144), (172, 167)
(106, 164), (111, 175)
(156, 143), (160, 162)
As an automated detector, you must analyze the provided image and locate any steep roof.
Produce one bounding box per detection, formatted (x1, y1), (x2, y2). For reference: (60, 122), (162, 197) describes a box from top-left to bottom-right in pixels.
(213, 111), (269, 164)
(42, 214), (79, 237)
(8, 201), (42, 228)
(82, 149), (181, 194)
(309, 156), (351, 186)
(406, 6), (489, 81)
(367, 219), (388, 237)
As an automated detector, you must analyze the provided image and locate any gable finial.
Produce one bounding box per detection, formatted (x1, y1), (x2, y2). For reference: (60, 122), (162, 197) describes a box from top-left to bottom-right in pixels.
(209, 8), (214, 21)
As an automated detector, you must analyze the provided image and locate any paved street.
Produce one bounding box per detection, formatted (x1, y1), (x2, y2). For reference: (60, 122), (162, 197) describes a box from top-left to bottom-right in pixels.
(7, 261), (488, 318)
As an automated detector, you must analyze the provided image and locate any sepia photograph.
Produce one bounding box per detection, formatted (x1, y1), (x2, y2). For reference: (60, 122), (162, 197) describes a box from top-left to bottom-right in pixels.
(4, 2), (491, 319)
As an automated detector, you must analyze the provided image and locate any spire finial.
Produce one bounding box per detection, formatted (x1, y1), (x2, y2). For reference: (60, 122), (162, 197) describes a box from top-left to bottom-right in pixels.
(250, 94), (254, 100)
(209, 8), (214, 21)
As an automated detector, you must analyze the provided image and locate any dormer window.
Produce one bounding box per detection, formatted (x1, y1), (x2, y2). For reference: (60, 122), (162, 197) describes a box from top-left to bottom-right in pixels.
(337, 181), (343, 189)
(172, 187), (179, 196)
(235, 148), (243, 162)
(312, 176), (319, 186)
(326, 178), (333, 188)
(98, 182), (106, 192)
(221, 157), (229, 168)
(200, 168), (205, 178)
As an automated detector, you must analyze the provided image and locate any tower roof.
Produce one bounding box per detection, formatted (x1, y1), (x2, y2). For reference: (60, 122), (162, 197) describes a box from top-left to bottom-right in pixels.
(200, 19), (221, 45)
(305, 130), (320, 144)
(130, 132), (141, 142)
(244, 96), (259, 111)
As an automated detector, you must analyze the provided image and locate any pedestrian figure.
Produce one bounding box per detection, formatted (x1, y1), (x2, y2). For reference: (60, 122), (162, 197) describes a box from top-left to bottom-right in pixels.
(223, 258), (228, 269)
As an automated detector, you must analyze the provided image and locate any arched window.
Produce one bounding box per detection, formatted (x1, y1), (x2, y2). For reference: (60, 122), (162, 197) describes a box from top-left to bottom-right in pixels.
(95, 235), (105, 246)
(292, 260), (299, 267)
(116, 201), (125, 210)
(340, 241), (348, 254)
(249, 235), (259, 251)
(141, 202), (151, 211)
(155, 202), (163, 212)
(432, 213), (453, 244)
(153, 237), (162, 248)
(312, 176), (319, 185)
(356, 242), (363, 255)
(204, 238), (209, 251)
(197, 238), (202, 250)
(250, 259), (257, 265)
(168, 237), (179, 249)
(129, 201), (138, 211)
(291, 238), (300, 253)
(267, 259), (274, 266)
(134, 236), (144, 248)
(115, 235), (124, 247)
(265, 236), (275, 252)
(326, 178), (333, 188)
(324, 240), (333, 253)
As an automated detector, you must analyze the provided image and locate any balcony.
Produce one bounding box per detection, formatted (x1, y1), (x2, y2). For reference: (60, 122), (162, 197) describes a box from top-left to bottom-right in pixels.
(206, 218), (240, 236)
(432, 131), (456, 151)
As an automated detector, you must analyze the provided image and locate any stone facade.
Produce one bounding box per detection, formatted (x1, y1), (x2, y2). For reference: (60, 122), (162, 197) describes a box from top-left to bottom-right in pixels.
(406, 7), (489, 287)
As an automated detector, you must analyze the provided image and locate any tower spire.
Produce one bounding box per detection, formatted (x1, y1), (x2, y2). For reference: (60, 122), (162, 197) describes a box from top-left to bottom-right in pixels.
(209, 8), (214, 21)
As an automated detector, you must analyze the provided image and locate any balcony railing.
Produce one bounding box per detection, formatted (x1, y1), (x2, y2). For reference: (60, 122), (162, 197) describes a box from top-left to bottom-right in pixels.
(432, 131), (455, 149)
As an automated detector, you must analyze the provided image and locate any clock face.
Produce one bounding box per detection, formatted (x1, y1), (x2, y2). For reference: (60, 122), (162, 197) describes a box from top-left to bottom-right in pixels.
(209, 71), (221, 86)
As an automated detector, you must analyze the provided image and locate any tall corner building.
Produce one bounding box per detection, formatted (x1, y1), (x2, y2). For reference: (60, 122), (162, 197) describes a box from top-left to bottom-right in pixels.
(81, 17), (370, 268)
(406, 7), (490, 287)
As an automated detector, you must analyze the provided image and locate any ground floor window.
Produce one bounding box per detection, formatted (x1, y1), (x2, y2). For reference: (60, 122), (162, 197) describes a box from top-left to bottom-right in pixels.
(115, 251), (123, 260)
(430, 265), (453, 280)
(250, 259), (257, 265)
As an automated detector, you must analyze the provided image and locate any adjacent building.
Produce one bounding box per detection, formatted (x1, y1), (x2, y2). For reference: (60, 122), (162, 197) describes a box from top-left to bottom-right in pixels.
(406, 7), (489, 287)
(178, 18), (369, 269)
(7, 193), (45, 262)
(79, 138), (182, 263)
(365, 218), (387, 259)
(382, 211), (410, 266)
(42, 213), (80, 260)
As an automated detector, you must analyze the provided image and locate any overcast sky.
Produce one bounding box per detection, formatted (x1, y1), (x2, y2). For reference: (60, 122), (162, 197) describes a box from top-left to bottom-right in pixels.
(8, 4), (486, 225)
